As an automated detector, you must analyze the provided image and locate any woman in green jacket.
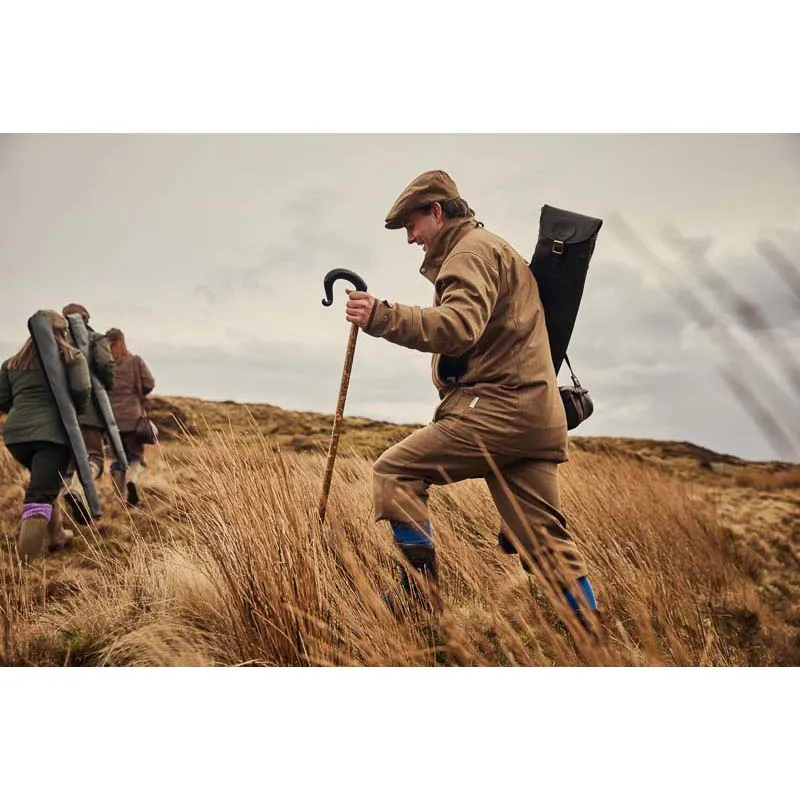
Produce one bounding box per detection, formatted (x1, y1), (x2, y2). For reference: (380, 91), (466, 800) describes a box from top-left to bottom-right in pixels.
(0, 310), (91, 561)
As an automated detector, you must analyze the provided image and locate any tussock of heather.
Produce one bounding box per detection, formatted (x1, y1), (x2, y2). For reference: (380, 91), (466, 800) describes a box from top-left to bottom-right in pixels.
(1, 407), (798, 666)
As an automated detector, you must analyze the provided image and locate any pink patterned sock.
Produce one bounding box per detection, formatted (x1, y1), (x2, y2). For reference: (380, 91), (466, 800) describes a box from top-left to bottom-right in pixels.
(22, 502), (53, 521)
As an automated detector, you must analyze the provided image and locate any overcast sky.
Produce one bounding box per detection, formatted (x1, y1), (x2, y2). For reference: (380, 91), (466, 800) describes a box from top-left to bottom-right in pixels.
(1, 133), (798, 462)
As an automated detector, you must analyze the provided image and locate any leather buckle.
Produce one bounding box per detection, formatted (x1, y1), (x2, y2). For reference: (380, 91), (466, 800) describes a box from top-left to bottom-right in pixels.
(552, 240), (565, 255)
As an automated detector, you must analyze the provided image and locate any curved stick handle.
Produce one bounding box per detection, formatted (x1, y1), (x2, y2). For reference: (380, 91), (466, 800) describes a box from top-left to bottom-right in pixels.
(322, 269), (368, 307)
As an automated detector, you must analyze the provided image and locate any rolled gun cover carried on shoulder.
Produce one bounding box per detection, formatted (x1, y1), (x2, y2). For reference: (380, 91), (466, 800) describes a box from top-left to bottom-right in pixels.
(28, 311), (102, 518)
(66, 313), (128, 471)
(530, 204), (603, 376)
(530, 205), (602, 430)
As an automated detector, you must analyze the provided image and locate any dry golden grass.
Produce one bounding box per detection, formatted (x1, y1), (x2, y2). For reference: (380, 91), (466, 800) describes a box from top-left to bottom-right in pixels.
(145, 395), (421, 459)
(735, 465), (800, 491)
(2, 396), (797, 667)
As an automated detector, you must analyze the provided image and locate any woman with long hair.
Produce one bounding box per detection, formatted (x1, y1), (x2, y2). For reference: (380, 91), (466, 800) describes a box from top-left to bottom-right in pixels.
(105, 327), (155, 506)
(0, 310), (91, 561)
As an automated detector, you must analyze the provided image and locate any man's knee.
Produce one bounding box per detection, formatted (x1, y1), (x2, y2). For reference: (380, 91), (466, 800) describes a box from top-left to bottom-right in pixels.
(372, 453), (427, 523)
(372, 460), (404, 522)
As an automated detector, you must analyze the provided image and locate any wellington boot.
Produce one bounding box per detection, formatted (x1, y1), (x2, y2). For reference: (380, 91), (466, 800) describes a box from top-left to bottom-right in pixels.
(126, 481), (139, 507)
(111, 470), (127, 499)
(399, 543), (439, 583)
(64, 490), (91, 526)
(18, 516), (49, 563)
(498, 529), (517, 555)
(64, 469), (97, 525)
(47, 499), (75, 553)
(126, 461), (144, 507)
(393, 543), (442, 614)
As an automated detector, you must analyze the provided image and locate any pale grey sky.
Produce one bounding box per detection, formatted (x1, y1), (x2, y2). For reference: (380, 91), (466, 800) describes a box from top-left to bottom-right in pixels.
(1, 134), (798, 461)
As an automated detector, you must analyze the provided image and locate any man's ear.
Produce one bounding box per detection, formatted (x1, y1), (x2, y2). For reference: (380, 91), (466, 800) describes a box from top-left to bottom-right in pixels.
(431, 201), (444, 222)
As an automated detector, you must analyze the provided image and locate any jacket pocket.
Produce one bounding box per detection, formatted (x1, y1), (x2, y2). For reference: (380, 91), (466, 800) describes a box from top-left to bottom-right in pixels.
(436, 354), (470, 386)
(433, 388), (481, 423)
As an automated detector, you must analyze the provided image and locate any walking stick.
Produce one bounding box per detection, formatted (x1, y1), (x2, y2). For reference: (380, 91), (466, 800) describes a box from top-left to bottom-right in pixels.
(319, 268), (368, 523)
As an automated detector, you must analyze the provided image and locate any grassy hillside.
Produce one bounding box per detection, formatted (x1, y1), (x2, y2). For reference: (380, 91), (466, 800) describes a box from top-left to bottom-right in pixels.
(1, 394), (798, 666)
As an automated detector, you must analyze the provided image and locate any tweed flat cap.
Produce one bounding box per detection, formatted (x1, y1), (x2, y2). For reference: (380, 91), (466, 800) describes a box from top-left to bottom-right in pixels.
(384, 169), (461, 229)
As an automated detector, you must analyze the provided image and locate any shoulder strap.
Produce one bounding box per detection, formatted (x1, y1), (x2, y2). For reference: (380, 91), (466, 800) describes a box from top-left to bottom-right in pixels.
(564, 353), (583, 389)
(131, 355), (143, 399)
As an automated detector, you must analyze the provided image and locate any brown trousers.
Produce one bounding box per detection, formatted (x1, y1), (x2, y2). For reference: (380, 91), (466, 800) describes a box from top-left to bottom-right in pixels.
(63, 426), (105, 480)
(120, 431), (145, 465)
(373, 386), (589, 578)
(81, 426), (106, 475)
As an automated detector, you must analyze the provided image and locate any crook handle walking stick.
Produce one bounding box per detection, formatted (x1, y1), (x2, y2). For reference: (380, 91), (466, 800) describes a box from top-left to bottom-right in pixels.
(319, 268), (368, 523)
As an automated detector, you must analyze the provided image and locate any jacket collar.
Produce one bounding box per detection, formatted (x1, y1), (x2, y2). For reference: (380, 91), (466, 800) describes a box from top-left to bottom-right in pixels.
(418, 217), (479, 284)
